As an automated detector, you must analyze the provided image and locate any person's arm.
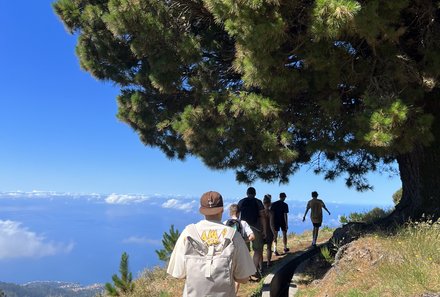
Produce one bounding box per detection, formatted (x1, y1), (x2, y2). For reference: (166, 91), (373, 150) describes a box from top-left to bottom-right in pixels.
(322, 202), (331, 215)
(284, 212), (288, 230)
(243, 221), (255, 242)
(259, 209), (267, 238)
(248, 233), (256, 242)
(302, 203), (310, 222)
(167, 230), (186, 278)
(270, 211), (276, 235)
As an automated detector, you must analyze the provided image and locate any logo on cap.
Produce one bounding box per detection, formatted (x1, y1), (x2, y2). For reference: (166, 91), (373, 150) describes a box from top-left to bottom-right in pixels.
(199, 191), (223, 215)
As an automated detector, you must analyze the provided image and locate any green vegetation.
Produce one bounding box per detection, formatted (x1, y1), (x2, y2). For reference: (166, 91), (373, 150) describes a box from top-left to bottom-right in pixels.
(339, 207), (392, 224)
(105, 252), (135, 296)
(297, 219), (440, 297)
(155, 224), (180, 263)
(320, 246), (334, 265)
(392, 188), (402, 205)
(54, 0), (440, 221)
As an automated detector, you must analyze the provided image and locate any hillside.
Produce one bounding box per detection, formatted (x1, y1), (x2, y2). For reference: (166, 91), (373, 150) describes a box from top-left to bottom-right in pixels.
(0, 281), (104, 297)
(295, 220), (440, 297)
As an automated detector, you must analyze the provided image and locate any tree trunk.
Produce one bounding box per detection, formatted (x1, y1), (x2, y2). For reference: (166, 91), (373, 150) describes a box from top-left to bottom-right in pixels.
(396, 146), (440, 220)
(395, 94), (440, 221)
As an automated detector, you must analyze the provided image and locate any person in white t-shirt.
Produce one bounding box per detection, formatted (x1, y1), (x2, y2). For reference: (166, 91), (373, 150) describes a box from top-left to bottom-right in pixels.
(167, 191), (256, 297)
(224, 204), (255, 242)
(223, 203), (255, 294)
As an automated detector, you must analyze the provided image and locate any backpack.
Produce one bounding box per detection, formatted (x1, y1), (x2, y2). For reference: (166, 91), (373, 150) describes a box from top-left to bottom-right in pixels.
(225, 219), (245, 240)
(183, 224), (236, 297)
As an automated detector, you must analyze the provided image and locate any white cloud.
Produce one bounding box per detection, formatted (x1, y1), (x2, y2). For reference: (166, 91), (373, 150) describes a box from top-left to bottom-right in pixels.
(0, 191), (105, 201)
(162, 199), (196, 212)
(0, 220), (74, 260)
(289, 212), (305, 223)
(122, 236), (161, 246)
(105, 193), (149, 204)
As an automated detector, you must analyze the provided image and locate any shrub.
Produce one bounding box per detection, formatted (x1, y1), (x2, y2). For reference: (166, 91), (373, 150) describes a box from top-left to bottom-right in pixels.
(339, 207), (391, 224)
(155, 225), (181, 263)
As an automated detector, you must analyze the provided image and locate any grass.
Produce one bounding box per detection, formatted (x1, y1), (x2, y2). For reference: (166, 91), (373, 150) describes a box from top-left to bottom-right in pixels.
(296, 219), (440, 297)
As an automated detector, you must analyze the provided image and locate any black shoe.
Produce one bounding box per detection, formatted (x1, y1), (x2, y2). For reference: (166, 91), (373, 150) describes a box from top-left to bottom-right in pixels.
(273, 251), (280, 256)
(283, 247), (290, 253)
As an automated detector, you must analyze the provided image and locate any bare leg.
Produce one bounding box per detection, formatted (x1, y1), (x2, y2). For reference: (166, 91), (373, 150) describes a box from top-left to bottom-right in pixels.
(266, 242), (272, 267)
(235, 282), (240, 295)
(259, 248), (263, 271)
(312, 227), (319, 245)
(273, 231), (279, 254)
(253, 250), (263, 272)
(282, 230), (288, 250)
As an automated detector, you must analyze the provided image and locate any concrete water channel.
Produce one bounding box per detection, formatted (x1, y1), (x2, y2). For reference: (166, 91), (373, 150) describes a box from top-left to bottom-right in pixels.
(261, 243), (328, 297)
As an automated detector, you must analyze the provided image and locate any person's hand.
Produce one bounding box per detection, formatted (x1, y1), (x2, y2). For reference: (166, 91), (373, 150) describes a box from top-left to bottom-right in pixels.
(263, 232), (267, 239)
(329, 212), (331, 215)
(302, 216), (305, 222)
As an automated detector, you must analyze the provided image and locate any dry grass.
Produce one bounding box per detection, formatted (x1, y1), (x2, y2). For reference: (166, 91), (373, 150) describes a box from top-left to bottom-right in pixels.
(129, 267), (185, 297)
(296, 220), (440, 297)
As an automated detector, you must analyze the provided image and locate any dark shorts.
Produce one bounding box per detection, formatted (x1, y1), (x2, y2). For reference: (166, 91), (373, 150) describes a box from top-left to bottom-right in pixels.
(313, 222), (322, 228)
(274, 222), (287, 232)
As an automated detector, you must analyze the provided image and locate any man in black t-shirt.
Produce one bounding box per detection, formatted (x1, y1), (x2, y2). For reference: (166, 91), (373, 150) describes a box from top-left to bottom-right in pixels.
(238, 187), (267, 277)
(270, 192), (289, 255)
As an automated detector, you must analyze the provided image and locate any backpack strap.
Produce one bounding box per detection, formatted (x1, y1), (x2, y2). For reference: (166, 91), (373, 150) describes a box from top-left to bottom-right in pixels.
(224, 225), (236, 241)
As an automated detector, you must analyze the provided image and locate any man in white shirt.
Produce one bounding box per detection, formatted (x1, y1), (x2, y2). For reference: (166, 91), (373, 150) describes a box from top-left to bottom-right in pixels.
(167, 191), (256, 297)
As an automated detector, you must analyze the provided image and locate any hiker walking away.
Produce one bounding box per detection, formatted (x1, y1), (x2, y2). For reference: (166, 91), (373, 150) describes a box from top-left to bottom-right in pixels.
(262, 194), (275, 269)
(302, 191), (331, 247)
(224, 204), (255, 242)
(167, 191), (256, 297)
(271, 192), (290, 255)
(238, 187), (267, 279)
(224, 204), (255, 295)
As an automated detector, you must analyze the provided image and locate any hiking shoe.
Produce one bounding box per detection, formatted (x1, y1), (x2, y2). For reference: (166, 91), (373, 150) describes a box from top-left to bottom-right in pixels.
(283, 247), (290, 253)
(273, 251), (280, 256)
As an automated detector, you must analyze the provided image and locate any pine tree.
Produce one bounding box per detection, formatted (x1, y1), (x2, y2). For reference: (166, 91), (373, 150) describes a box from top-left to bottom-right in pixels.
(105, 252), (134, 296)
(155, 224), (181, 263)
(54, 0), (440, 221)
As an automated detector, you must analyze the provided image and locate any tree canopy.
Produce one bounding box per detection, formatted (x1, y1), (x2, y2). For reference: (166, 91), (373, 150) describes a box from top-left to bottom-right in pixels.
(54, 0), (440, 219)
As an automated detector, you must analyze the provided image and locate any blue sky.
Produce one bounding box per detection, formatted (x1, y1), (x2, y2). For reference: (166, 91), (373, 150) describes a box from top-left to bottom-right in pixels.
(0, 1), (401, 205)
